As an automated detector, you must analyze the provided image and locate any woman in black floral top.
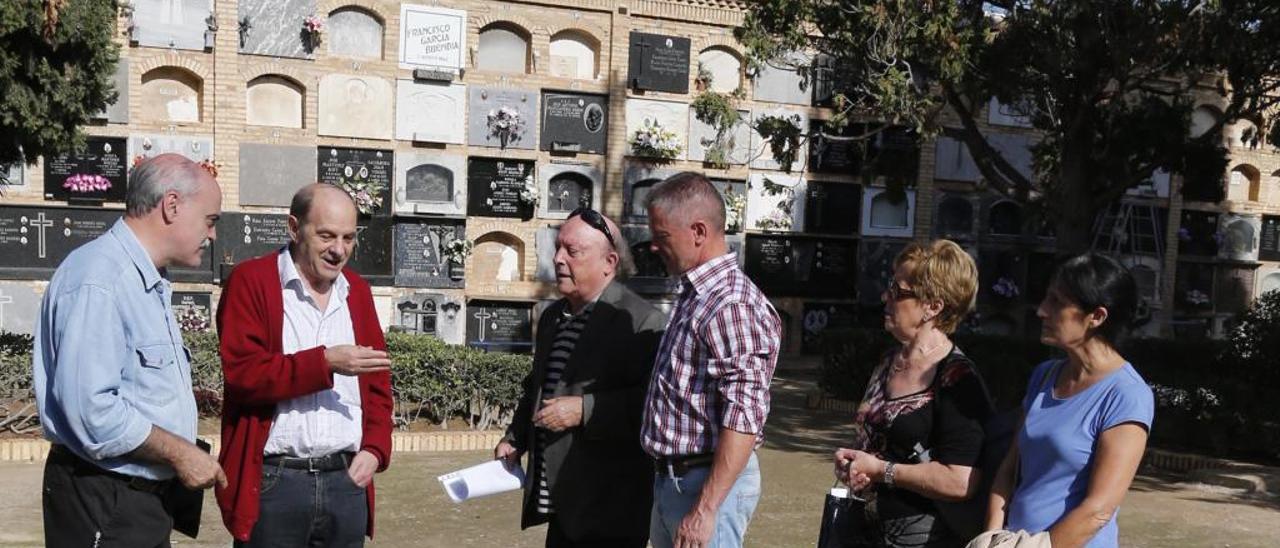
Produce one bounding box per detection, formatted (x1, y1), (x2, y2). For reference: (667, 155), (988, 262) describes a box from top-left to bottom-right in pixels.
(834, 240), (993, 547)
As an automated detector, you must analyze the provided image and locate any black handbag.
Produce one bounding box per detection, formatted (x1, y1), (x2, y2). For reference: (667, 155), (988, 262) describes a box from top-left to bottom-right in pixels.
(817, 482), (875, 548)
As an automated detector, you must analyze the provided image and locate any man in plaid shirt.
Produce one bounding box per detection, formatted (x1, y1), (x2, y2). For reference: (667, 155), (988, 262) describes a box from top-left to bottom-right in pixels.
(641, 172), (782, 548)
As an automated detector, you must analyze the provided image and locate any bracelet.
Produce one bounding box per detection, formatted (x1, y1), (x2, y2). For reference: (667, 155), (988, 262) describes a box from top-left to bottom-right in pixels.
(882, 461), (896, 488)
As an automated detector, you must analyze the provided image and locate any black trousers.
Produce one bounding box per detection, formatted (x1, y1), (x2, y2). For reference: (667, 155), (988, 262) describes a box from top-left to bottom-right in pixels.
(545, 516), (647, 548)
(42, 446), (174, 548)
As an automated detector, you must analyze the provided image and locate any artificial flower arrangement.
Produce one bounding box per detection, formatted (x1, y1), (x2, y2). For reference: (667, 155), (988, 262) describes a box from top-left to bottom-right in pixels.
(303, 14), (324, 49)
(723, 185), (747, 233)
(442, 238), (474, 265)
(486, 106), (524, 148)
(336, 165), (384, 215)
(629, 118), (683, 159)
(62, 174), (111, 194)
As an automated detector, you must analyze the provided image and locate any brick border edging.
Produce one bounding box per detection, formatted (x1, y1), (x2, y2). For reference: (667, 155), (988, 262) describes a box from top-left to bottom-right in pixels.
(0, 431), (506, 462)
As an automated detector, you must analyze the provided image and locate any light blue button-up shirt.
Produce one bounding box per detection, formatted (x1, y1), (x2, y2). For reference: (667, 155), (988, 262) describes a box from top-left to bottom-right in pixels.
(33, 218), (197, 480)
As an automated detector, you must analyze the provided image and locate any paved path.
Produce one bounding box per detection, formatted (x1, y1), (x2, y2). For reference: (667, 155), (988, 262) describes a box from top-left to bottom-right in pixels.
(1, 370), (1277, 546)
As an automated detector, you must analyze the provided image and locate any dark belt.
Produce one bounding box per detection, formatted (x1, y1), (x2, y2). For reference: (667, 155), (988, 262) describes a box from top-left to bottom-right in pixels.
(49, 444), (172, 495)
(263, 452), (353, 472)
(654, 453), (715, 477)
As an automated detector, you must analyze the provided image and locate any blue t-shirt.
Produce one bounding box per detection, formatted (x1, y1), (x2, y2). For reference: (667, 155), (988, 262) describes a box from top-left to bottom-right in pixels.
(1007, 359), (1154, 548)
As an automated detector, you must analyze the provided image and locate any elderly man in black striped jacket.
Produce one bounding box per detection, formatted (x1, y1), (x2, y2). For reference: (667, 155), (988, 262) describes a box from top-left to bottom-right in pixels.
(495, 208), (666, 548)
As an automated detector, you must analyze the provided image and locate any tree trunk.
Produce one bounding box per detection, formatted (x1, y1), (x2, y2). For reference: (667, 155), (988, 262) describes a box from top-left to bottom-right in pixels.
(1053, 146), (1099, 255)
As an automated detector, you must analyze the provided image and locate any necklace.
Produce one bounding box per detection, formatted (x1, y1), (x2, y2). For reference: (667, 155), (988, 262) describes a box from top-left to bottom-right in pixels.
(891, 338), (950, 373)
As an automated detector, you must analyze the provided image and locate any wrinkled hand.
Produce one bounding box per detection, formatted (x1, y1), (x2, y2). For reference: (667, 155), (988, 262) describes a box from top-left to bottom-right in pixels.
(326, 345), (391, 376)
(173, 443), (226, 490)
(833, 448), (873, 493)
(494, 440), (522, 466)
(346, 450), (379, 488)
(674, 506), (716, 548)
(533, 396), (583, 432)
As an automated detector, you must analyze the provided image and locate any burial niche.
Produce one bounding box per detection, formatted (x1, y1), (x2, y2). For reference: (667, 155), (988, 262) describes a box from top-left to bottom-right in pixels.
(935, 196), (974, 237)
(1229, 164), (1261, 203)
(869, 192), (909, 229)
(988, 200), (1023, 236)
(477, 23), (531, 74)
(246, 75), (304, 128)
(474, 232), (525, 282)
(547, 172), (593, 214)
(697, 47), (742, 93)
(549, 30), (599, 80)
(139, 67), (202, 123)
(328, 7), (384, 59)
(405, 163), (454, 203)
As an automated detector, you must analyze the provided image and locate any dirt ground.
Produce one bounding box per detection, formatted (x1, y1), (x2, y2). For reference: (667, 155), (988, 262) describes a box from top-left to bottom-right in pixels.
(1, 371), (1277, 547)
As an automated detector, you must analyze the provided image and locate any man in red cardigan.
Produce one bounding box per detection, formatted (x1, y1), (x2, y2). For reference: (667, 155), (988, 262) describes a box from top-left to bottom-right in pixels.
(216, 184), (394, 547)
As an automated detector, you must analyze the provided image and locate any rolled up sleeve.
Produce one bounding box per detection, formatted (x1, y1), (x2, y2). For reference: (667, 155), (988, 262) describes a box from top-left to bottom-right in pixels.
(49, 286), (152, 460)
(704, 303), (780, 436)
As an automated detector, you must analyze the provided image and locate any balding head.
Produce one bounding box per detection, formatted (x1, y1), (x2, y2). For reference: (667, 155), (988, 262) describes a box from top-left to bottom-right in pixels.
(125, 153), (216, 218)
(290, 183), (358, 226)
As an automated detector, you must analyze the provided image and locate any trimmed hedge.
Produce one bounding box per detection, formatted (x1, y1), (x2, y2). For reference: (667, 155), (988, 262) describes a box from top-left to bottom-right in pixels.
(4, 330), (530, 432)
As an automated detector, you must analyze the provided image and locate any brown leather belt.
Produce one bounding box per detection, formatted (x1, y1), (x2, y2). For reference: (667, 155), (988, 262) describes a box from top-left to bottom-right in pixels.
(49, 444), (172, 495)
(654, 453), (715, 477)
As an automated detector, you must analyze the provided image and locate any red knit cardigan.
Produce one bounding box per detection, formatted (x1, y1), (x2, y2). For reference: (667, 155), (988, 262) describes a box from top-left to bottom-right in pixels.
(214, 253), (393, 542)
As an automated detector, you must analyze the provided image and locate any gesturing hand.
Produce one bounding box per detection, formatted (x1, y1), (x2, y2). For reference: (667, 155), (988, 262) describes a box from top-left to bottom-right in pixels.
(325, 345), (391, 376)
(533, 396), (583, 432)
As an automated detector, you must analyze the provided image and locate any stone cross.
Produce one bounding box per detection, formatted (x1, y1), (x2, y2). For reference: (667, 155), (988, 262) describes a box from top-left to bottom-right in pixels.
(472, 309), (495, 342)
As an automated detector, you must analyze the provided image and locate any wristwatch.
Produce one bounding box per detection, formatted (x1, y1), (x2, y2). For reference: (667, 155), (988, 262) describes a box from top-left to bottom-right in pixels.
(882, 461), (897, 488)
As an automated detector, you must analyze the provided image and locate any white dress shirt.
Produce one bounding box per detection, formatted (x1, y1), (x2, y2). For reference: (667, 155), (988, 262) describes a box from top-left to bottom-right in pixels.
(263, 249), (363, 457)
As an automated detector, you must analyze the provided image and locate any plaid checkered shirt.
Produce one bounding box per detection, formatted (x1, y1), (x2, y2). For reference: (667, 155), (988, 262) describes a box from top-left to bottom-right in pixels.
(641, 252), (782, 458)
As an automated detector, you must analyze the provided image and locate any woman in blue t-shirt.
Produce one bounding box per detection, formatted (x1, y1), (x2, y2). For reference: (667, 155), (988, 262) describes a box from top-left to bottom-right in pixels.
(985, 253), (1155, 548)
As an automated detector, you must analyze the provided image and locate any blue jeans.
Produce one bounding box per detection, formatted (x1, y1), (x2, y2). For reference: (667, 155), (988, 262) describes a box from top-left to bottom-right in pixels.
(650, 452), (761, 548)
(234, 462), (368, 548)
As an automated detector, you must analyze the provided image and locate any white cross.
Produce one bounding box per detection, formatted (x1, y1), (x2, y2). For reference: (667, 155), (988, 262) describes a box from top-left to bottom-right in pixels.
(472, 309), (495, 342)
(0, 290), (12, 330)
(29, 212), (53, 259)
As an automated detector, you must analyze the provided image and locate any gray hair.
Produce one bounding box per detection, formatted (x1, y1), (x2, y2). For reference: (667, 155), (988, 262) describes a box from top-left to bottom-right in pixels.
(644, 171), (726, 234)
(125, 154), (209, 217)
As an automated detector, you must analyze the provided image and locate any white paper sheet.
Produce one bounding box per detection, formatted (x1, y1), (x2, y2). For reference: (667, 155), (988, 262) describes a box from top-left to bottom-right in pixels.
(437, 459), (526, 503)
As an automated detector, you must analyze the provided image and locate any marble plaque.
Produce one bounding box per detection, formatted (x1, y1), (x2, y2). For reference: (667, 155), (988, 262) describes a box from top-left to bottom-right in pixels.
(1219, 213), (1261, 262)
(318, 74), (393, 140)
(750, 108), (809, 171)
(394, 219), (465, 288)
(934, 135), (981, 182)
(139, 68), (201, 123)
(861, 188), (915, 238)
(752, 52), (811, 105)
(395, 80), (466, 144)
(246, 76), (304, 128)
(131, 0), (213, 51)
(467, 158), (536, 218)
(394, 152), (466, 216)
(398, 5), (466, 70)
(171, 292), (212, 332)
(238, 0), (315, 59)
(328, 7), (383, 59)
(541, 92), (608, 154)
(466, 300), (534, 353)
(44, 136), (128, 203)
(395, 293), (464, 343)
(625, 99), (689, 159)
(351, 217), (393, 285)
(238, 144), (316, 207)
(540, 164), (599, 219)
(689, 108), (750, 165)
(1179, 210), (1220, 257)
(628, 32), (690, 93)
(1260, 215), (1280, 262)
(214, 212), (291, 279)
(746, 173), (806, 233)
(0, 282), (39, 335)
(318, 147), (393, 217)
(623, 164), (680, 223)
(697, 47), (742, 94)
(468, 87), (538, 149)
(535, 227), (560, 283)
(94, 59), (130, 124)
(129, 134), (214, 167)
(801, 302), (857, 355)
(803, 181), (860, 235)
(934, 194), (977, 240)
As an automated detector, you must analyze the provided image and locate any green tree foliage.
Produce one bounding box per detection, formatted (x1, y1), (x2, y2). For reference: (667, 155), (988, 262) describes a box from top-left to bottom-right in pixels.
(738, 0), (1280, 250)
(0, 0), (121, 165)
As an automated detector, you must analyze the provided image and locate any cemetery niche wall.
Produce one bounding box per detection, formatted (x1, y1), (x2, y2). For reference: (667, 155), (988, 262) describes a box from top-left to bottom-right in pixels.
(628, 32), (691, 93)
(467, 158), (536, 219)
(394, 219), (465, 288)
(469, 87), (538, 150)
(317, 146), (393, 218)
(238, 144), (317, 207)
(1261, 215), (1280, 262)
(466, 300), (534, 353)
(746, 173), (805, 233)
(129, 134), (214, 166)
(541, 92), (608, 154)
(395, 152), (466, 216)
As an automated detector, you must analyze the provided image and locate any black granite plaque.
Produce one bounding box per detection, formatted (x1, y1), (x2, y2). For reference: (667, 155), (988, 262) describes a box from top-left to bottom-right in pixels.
(352, 217), (393, 285)
(318, 147), (394, 218)
(858, 240), (906, 306)
(171, 292), (212, 332)
(546, 172), (594, 214)
(808, 121), (866, 174)
(394, 220), (465, 288)
(541, 92), (608, 154)
(1260, 215), (1280, 262)
(801, 303), (857, 354)
(804, 181), (860, 235)
(214, 213), (291, 280)
(0, 205), (210, 281)
(466, 300), (534, 353)
(1179, 210), (1220, 257)
(745, 235), (857, 298)
(467, 158), (536, 218)
(44, 136), (128, 203)
(628, 32), (691, 93)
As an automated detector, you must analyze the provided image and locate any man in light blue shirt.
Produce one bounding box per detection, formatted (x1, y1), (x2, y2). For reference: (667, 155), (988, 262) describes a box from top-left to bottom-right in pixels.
(33, 153), (225, 548)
